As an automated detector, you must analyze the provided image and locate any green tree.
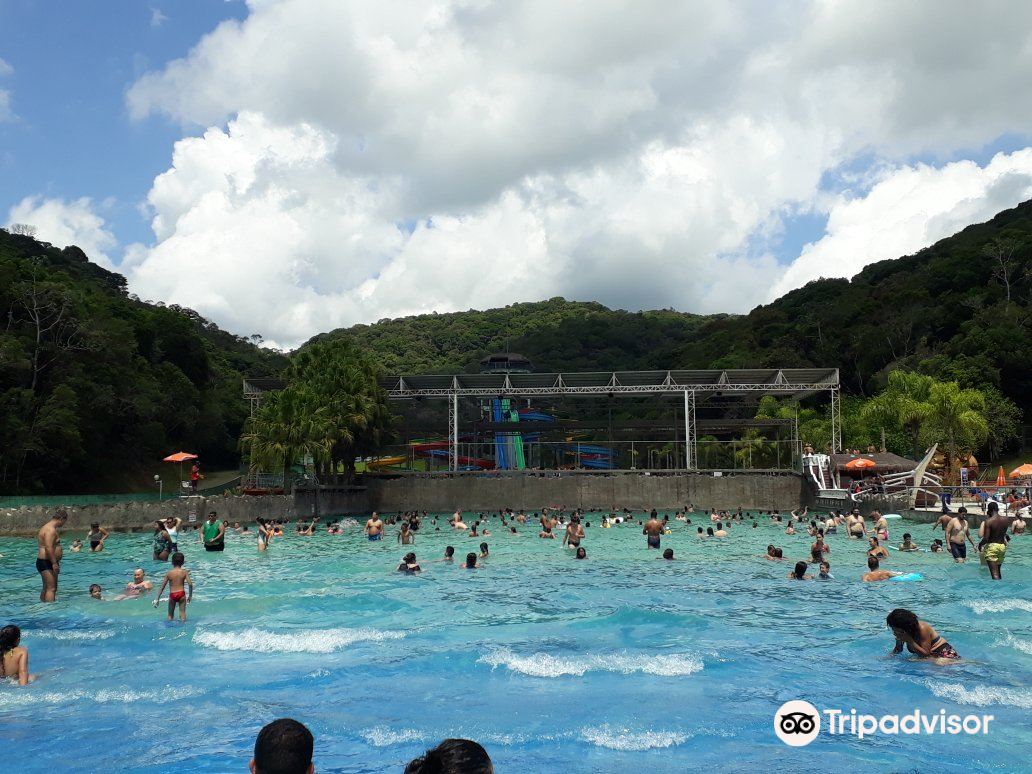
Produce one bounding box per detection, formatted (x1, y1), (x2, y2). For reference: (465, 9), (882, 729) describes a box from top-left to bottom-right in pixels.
(920, 381), (989, 474)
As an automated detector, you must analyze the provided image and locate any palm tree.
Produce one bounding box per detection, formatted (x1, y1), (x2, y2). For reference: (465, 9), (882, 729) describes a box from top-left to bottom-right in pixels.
(240, 388), (334, 487)
(921, 381), (989, 478)
(860, 370), (932, 456)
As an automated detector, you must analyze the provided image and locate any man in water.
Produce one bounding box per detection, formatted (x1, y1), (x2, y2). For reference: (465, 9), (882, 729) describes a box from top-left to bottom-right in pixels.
(365, 512), (384, 541)
(36, 509), (67, 602)
(945, 507), (976, 563)
(123, 568), (153, 597)
(978, 501), (1010, 580)
(931, 511), (952, 534)
(643, 513), (664, 549)
(563, 515), (585, 549)
(714, 521), (728, 538)
(250, 718), (314, 774)
(861, 556), (898, 582)
(202, 511), (226, 552)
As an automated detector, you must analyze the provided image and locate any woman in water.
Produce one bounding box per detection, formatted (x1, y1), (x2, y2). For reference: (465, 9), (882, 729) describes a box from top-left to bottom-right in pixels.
(461, 552), (478, 569)
(256, 518), (273, 552)
(87, 522), (109, 552)
(479, 542), (489, 558)
(575, 547), (587, 560)
(886, 608), (960, 662)
(787, 561), (812, 580)
(0, 625), (33, 685)
(442, 546), (455, 562)
(397, 552), (422, 574)
(152, 522), (173, 562)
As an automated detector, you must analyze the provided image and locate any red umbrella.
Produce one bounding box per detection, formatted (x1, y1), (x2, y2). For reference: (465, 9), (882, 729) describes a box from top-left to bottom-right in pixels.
(163, 452), (198, 490)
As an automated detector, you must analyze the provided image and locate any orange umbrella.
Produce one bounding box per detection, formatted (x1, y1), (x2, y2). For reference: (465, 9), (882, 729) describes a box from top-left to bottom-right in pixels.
(996, 466), (1007, 487)
(163, 451), (198, 463)
(845, 458), (876, 470)
(1010, 463), (1032, 478)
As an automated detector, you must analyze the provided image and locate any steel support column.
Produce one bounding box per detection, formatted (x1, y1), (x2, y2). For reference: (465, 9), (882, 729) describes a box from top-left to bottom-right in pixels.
(448, 392), (459, 471)
(684, 389), (697, 470)
(830, 386), (842, 453)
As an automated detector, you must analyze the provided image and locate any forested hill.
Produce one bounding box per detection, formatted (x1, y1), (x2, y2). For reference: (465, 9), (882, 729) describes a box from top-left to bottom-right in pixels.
(0, 228), (285, 494)
(314, 198), (1032, 417)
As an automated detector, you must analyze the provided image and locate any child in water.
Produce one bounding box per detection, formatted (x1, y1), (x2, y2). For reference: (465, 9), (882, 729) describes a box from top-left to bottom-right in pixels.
(154, 552), (194, 621)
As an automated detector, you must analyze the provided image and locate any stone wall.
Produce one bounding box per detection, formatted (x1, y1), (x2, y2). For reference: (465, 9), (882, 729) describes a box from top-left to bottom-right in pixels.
(0, 495), (296, 536)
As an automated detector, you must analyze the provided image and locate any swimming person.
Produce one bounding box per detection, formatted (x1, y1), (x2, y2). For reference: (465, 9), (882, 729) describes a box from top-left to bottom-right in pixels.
(397, 552), (422, 574)
(365, 512), (385, 541)
(442, 546), (455, 562)
(0, 625), (33, 686)
(945, 507), (976, 563)
(203, 511), (226, 552)
(810, 536), (828, 563)
(871, 510), (889, 541)
(817, 561), (833, 579)
(867, 537), (889, 560)
(257, 519), (272, 552)
(787, 561), (812, 580)
(404, 738), (493, 774)
(124, 568), (153, 597)
(461, 552), (478, 569)
(848, 510), (866, 539)
(398, 521), (415, 545)
(978, 501), (1010, 580)
(643, 513), (664, 549)
(89, 584), (103, 600)
(661, 548), (675, 560)
(886, 608), (960, 662)
(861, 556), (898, 582)
(154, 552), (194, 622)
(898, 533), (919, 552)
(479, 542), (489, 558)
(36, 509), (67, 603)
(87, 522), (109, 552)
(250, 718), (315, 774)
(575, 547), (587, 560)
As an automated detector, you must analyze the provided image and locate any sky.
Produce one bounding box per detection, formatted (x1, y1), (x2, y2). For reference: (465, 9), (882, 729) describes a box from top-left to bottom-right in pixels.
(2, 0), (1032, 349)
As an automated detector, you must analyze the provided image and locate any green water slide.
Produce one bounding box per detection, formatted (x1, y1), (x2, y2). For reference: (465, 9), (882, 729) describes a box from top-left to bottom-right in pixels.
(503, 398), (527, 470)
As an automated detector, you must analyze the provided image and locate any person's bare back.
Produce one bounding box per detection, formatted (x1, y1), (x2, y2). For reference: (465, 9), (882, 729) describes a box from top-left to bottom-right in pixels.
(155, 553), (193, 621)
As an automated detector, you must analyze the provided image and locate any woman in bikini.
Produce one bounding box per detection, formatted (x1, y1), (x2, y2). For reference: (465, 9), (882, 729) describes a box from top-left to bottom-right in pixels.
(886, 608), (960, 662)
(0, 625), (33, 685)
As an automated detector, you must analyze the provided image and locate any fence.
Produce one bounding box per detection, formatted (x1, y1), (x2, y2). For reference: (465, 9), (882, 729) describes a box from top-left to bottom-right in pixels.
(0, 476), (243, 509)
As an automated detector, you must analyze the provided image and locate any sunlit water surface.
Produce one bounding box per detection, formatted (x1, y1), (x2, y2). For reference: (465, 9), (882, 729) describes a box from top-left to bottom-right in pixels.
(1, 512), (1029, 772)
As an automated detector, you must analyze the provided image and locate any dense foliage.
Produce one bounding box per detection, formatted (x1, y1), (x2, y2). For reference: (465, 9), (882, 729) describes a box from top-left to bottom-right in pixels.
(0, 229), (285, 494)
(240, 340), (392, 482)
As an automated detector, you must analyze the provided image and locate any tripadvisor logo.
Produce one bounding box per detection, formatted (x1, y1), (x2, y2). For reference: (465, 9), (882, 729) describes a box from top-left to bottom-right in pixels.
(774, 700), (994, 747)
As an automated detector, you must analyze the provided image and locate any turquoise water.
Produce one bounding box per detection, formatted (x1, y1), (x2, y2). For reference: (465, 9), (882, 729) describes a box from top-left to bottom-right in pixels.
(1, 514), (1029, 772)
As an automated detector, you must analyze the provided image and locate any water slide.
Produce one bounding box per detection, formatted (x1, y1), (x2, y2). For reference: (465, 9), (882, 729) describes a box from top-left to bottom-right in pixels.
(364, 455), (408, 470)
(492, 399), (509, 469)
(411, 441), (493, 470)
(505, 399), (526, 470)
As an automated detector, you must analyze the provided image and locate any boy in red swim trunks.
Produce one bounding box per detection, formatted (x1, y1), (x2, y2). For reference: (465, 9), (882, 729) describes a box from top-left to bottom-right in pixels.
(154, 552), (193, 621)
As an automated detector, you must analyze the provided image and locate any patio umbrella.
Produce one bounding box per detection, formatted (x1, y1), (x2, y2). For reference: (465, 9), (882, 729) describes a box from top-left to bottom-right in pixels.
(163, 451), (198, 488)
(1010, 463), (1032, 478)
(845, 457), (877, 470)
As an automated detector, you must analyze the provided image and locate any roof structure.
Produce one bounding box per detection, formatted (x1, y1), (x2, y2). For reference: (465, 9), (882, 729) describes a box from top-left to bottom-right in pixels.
(377, 368), (839, 400)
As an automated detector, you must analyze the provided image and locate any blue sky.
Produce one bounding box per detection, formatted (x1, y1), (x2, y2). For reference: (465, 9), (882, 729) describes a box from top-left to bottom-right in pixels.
(2, 1), (1031, 347)
(0, 0), (244, 246)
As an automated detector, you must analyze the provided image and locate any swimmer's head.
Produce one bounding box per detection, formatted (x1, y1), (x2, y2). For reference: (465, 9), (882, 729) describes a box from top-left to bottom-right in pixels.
(867, 556), (880, 570)
(54, 509), (69, 523)
(90, 522), (100, 530)
(697, 527), (703, 534)
(575, 547), (587, 559)
(89, 584), (102, 599)
(403, 552), (416, 563)
(445, 546), (454, 557)
(133, 568), (145, 582)
(479, 542), (488, 554)
(465, 553), (477, 567)
(792, 561), (807, 579)
(171, 552), (185, 567)
(0, 624), (21, 651)
(987, 501), (999, 516)
(819, 561), (830, 573)
(869, 536), (879, 547)
(662, 549), (674, 560)
(902, 533), (911, 541)
(886, 608), (919, 638)
(706, 527), (714, 536)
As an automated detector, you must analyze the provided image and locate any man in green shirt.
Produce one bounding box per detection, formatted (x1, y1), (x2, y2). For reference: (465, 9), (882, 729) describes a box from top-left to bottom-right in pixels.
(202, 511), (226, 552)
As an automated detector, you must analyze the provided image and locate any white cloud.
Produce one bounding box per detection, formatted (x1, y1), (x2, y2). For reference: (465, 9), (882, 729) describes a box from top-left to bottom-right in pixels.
(6, 196), (119, 269)
(150, 8), (168, 28)
(115, 0), (1032, 346)
(772, 149), (1032, 298)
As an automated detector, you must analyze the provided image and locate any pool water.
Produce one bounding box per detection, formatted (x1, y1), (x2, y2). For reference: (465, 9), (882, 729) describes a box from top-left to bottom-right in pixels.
(1, 513), (1029, 773)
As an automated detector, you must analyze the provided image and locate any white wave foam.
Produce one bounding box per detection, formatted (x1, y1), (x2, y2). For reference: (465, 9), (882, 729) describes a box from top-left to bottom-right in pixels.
(27, 629), (115, 641)
(998, 635), (1032, 655)
(580, 726), (688, 751)
(923, 681), (1032, 709)
(361, 727), (427, 747)
(967, 599), (1032, 614)
(478, 648), (703, 678)
(193, 627), (404, 653)
(0, 686), (200, 710)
